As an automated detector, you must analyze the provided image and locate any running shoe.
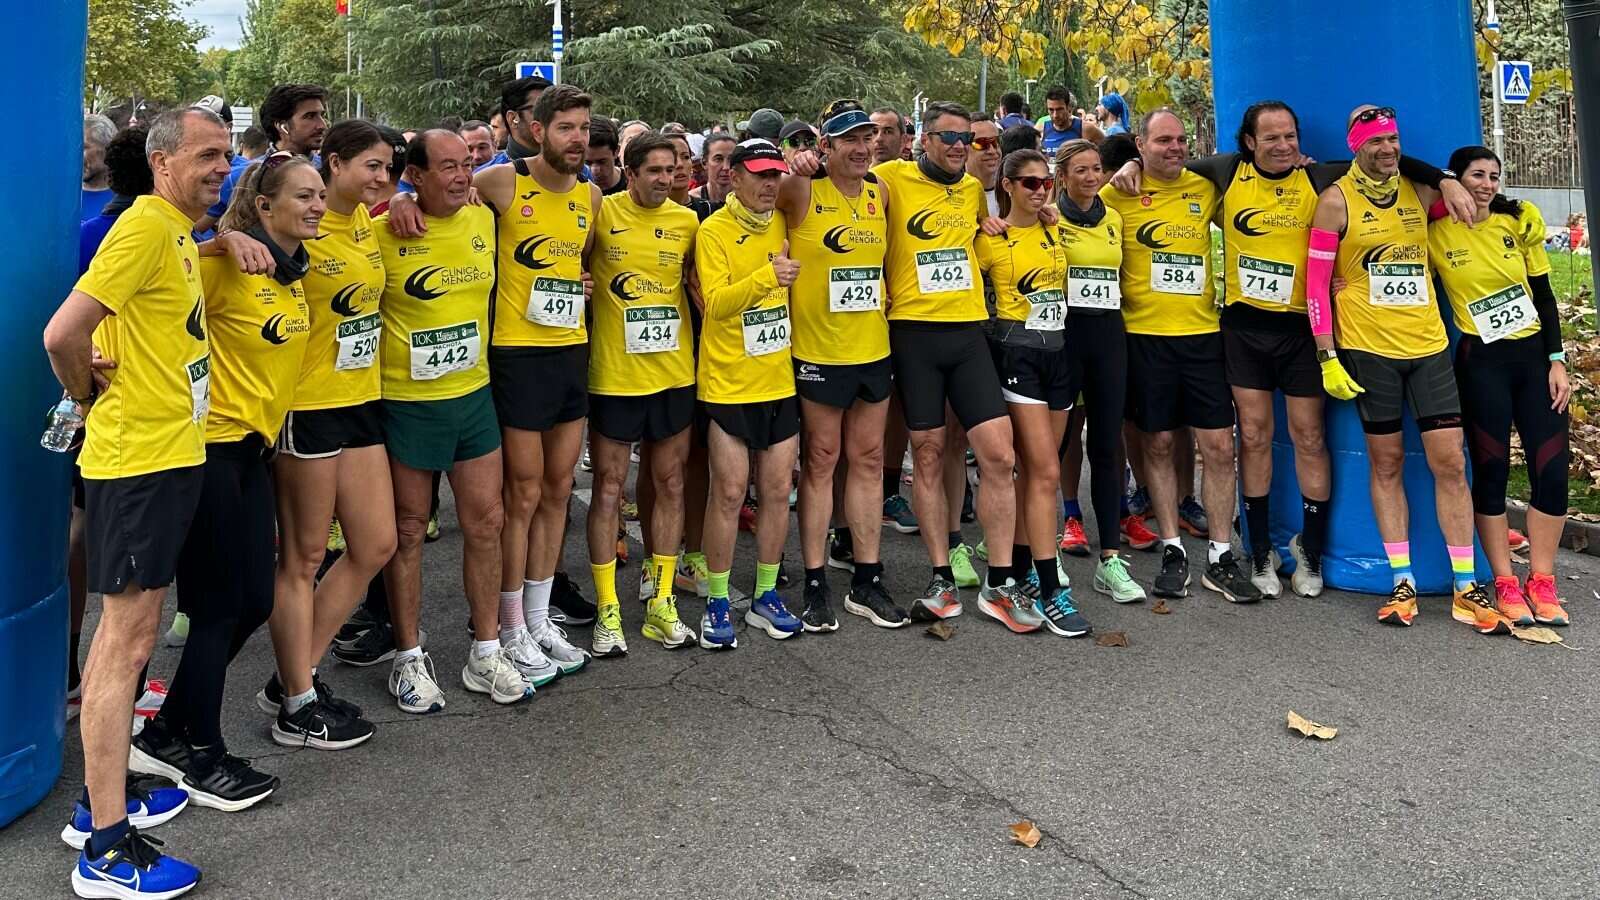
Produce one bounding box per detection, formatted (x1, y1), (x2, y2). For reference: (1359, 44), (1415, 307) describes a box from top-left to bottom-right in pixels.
(271, 699), (375, 751)
(579, 447), (593, 471)
(180, 744), (278, 812)
(699, 597), (738, 650)
(61, 777), (190, 850)
(1378, 581), (1419, 627)
(738, 497), (758, 533)
(643, 595), (696, 648)
(1178, 496), (1208, 537)
(461, 647), (534, 704)
(1249, 548), (1283, 599)
(1526, 573), (1569, 626)
(616, 527), (630, 565)
(134, 679), (168, 720)
(620, 499), (639, 521)
(801, 580), (840, 633)
(1493, 576), (1535, 626)
(72, 826), (200, 900)
(503, 628), (561, 686)
(843, 579), (908, 628)
(163, 612), (189, 648)
(1034, 586), (1092, 637)
(1120, 514), (1158, 551)
(1127, 485), (1151, 517)
(974, 539), (987, 561)
(551, 571), (597, 624)
(1203, 551), (1264, 604)
(127, 720), (193, 785)
(777, 556), (792, 589)
(327, 519), (346, 553)
(1288, 533), (1324, 598)
(1153, 544), (1190, 599)
(1507, 528), (1530, 552)
(675, 554), (710, 596)
(1093, 555), (1146, 604)
(910, 576), (962, 620)
(1451, 582), (1514, 635)
(530, 618), (590, 674)
(335, 603), (383, 646)
(977, 580), (1044, 633)
(592, 602), (629, 657)
(746, 590), (803, 639)
(638, 564), (655, 604)
(827, 534), (856, 572)
(882, 494), (919, 534)
(334, 621), (423, 668)
(965, 447), (977, 467)
(1059, 517), (1090, 557)
(949, 543), (980, 589)
(255, 672), (362, 720)
(388, 652), (446, 714)
(960, 484), (975, 524)
(424, 512), (440, 543)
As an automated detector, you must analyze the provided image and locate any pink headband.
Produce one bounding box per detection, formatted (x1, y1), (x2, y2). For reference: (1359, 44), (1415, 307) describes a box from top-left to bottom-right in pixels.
(1347, 113), (1399, 154)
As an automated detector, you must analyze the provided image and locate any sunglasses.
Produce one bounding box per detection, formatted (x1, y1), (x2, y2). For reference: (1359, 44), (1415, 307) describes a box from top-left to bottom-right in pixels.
(252, 150), (295, 190)
(972, 136), (999, 150)
(1352, 106), (1397, 124)
(930, 130), (975, 146)
(1010, 175), (1051, 191)
(784, 134), (817, 149)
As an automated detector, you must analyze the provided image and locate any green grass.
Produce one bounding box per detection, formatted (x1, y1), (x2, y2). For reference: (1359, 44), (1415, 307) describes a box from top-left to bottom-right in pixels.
(1547, 249), (1596, 305)
(1505, 467), (1600, 517)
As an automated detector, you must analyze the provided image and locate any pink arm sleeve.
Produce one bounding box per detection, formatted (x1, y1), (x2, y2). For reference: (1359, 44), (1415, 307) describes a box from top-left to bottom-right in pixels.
(1306, 227), (1339, 337)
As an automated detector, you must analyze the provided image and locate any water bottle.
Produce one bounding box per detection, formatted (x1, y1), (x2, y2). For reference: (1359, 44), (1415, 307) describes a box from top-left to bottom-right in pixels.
(41, 396), (85, 453)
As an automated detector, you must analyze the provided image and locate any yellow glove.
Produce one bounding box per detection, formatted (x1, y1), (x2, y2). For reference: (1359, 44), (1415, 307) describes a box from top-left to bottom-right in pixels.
(1320, 356), (1365, 401)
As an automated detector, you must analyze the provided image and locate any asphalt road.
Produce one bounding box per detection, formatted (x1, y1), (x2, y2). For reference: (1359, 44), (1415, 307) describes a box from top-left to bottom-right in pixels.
(5, 463), (1599, 900)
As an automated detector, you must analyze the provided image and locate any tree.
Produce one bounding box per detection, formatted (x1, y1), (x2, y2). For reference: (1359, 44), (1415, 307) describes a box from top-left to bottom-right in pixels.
(85, 0), (207, 109)
(176, 47), (237, 102)
(227, 0), (352, 112)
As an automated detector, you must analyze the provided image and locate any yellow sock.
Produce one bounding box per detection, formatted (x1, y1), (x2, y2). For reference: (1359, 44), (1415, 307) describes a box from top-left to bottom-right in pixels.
(650, 553), (678, 602)
(590, 559), (618, 606)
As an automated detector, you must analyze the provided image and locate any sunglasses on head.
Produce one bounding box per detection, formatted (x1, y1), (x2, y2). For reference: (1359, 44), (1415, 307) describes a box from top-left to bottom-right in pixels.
(252, 150), (295, 189)
(1010, 175), (1051, 191)
(972, 136), (999, 150)
(930, 130), (975, 146)
(1353, 106), (1396, 124)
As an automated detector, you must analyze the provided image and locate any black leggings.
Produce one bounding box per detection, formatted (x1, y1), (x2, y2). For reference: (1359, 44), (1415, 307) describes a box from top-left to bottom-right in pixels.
(157, 437), (277, 748)
(1456, 334), (1569, 517)
(1065, 311), (1129, 552)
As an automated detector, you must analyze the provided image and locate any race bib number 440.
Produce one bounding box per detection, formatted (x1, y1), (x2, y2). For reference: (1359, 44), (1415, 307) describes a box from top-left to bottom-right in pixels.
(410, 321), (480, 380)
(742, 305), (791, 357)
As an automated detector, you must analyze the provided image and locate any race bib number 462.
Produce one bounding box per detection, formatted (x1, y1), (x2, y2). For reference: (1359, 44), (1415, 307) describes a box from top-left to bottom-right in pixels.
(915, 248), (973, 294)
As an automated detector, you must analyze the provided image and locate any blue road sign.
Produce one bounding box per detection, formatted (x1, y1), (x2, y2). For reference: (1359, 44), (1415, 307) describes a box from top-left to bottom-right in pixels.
(1499, 60), (1532, 105)
(516, 61), (558, 82)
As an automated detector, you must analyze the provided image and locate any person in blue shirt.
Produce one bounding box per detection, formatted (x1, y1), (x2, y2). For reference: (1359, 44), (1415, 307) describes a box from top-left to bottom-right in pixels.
(1096, 92), (1131, 136)
(79, 126), (153, 272)
(996, 91), (1030, 131)
(80, 114), (117, 220)
(194, 83), (327, 235)
(1036, 85), (1104, 154)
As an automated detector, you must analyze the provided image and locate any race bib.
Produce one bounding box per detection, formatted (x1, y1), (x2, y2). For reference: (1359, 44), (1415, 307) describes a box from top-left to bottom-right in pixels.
(829, 266), (883, 312)
(915, 248), (973, 294)
(186, 355), (210, 423)
(1468, 283), (1538, 343)
(334, 313), (381, 371)
(1024, 289), (1065, 332)
(409, 321), (480, 381)
(1367, 262), (1428, 307)
(625, 306), (680, 354)
(741, 305), (791, 357)
(1151, 251), (1204, 295)
(1237, 255), (1295, 304)
(1067, 266), (1121, 310)
(526, 277), (584, 329)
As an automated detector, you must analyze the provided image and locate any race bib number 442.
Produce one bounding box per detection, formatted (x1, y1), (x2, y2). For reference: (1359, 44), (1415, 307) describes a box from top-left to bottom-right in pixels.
(410, 321), (480, 380)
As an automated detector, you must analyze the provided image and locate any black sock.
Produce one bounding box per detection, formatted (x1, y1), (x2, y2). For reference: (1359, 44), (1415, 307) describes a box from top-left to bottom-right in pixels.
(833, 528), (853, 554)
(68, 631), (82, 691)
(948, 530), (962, 551)
(1034, 558), (1060, 596)
(883, 470), (900, 500)
(1243, 494), (1270, 557)
(1302, 495), (1328, 561)
(85, 817), (129, 859)
(934, 565), (954, 582)
(1013, 543), (1032, 578)
(804, 567), (826, 590)
(852, 561), (882, 588)
(985, 565), (1009, 588)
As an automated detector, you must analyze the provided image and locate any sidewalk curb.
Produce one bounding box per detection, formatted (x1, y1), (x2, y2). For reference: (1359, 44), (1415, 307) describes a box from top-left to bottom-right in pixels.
(1506, 500), (1600, 556)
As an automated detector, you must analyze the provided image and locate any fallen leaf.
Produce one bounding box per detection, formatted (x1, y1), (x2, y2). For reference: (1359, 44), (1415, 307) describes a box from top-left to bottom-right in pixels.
(1095, 631), (1128, 647)
(1512, 626), (1565, 645)
(1287, 710), (1338, 740)
(1008, 820), (1041, 848)
(1151, 600), (1171, 615)
(925, 621), (956, 641)
(1569, 530), (1590, 553)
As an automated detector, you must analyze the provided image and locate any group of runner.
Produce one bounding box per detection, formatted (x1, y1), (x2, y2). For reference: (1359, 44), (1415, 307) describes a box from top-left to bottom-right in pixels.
(52, 75), (1574, 899)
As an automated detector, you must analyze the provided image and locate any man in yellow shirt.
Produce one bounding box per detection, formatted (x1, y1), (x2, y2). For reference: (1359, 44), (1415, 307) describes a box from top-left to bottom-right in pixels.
(43, 107), (231, 896)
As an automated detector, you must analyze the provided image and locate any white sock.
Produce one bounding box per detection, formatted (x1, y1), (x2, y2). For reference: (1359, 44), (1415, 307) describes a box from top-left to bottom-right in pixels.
(395, 645), (423, 663)
(523, 577), (554, 629)
(1208, 540), (1230, 565)
(1162, 536), (1183, 552)
(472, 638), (500, 659)
(284, 687), (317, 715)
(499, 590), (526, 642)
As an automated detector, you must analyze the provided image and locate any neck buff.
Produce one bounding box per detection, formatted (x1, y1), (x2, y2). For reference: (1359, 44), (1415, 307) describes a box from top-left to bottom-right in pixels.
(724, 192), (773, 234)
(1350, 162), (1399, 204)
(1058, 192), (1106, 227)
(917, 152), (965, 186)
(246, 223), (310, 286)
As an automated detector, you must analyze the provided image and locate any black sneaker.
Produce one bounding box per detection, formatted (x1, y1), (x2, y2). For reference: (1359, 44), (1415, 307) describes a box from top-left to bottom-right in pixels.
(1153, 544), (1190, 599)
(550, 571), (596, 625)
(1201, 550), (1264, 604)
(827, 536), (856, 573)
(332, 620), (397, 667)
(335, 604), (383, 646)
(844, 579), (910, 629)
(256, 672), (364, 720)
(181, 745), (278, 812)
(801, 580), (839, 633)
(777, 557), (792, 589)
(271, 699), (375, 751)
(128, 719), (194, 785)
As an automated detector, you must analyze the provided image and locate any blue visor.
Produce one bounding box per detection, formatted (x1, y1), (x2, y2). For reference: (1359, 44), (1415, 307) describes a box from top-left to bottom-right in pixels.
(821, 109), (875, 138)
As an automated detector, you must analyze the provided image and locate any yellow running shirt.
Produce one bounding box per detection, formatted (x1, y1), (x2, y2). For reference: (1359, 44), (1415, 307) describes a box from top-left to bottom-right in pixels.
(1221, 162), (1316, 314)
(1429, 202), (1551, 344)
(694, 206), (794, 404)
(492, 164), (592, 347)
(975, 221), (1068, 329)
(1100, 169), (1220, 336)
(295, 203), (384, 410)
(1058, 205), (1125, 311)
(872, 159), (988, 323)
(73, 195), (209, 479)
(787, 174), (890, 365)
(375, 205), (496, 401)
(1331, 172), (1446, 359)
(198, 256), (310, 443)
(587, 193), (699, 396)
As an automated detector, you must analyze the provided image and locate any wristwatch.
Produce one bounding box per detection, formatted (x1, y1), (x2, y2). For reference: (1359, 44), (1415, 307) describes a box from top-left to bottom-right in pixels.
(1439, 168), (1458, 180)
(1316, 348), (1339, 364)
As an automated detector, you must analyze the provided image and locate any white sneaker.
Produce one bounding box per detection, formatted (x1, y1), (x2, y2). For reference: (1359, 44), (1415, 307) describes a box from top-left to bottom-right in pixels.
(461, 647), (533, 704)
(1288, 534), (1324, 598)
(1250, 549), (1283, 599)
(503, 628), (560, 687)
(639, 566), (655, 604)
(389, 652), (446, 714)
(530, 618), (590, 674)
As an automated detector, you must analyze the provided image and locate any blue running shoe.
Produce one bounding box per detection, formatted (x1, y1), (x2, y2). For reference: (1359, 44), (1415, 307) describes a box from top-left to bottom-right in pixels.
(72, 826), (200, 900)
(1179, 495), (1209, 537)
(62, 780), (189, 850)
(1034, 586), (1093, 638)
(882, 494), (919, 534)
(1127, 485), (1151, 518)
(746, 590), (803, 639)
(699, 597), (738, 650)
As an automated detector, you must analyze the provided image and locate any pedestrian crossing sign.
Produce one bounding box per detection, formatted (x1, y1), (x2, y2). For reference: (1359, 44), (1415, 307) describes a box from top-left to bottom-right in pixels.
(1498, 60), (1532, 105)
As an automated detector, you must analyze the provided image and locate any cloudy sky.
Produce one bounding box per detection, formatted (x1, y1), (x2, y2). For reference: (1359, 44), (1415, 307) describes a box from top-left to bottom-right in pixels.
(190, 0), (249, 50)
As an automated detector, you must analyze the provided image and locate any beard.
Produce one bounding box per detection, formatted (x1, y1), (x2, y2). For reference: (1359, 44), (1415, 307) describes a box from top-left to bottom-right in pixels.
(544, 144), (581, 176)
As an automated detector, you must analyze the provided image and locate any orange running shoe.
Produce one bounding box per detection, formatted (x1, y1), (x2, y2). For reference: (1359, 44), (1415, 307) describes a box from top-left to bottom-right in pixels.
(1507, 528), (1530, 552)
(1059, 517), (1090, 557)
(1525, 573), (1569, 626)
(1378, 581), (1418, 626)
(1452, 582), (1515, 635)
(1121, 514), (1159, 551)
(1493, 576), (1534, 626)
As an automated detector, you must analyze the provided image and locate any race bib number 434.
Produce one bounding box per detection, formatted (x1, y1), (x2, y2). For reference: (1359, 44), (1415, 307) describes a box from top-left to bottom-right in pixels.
(625, 306), (680, 354)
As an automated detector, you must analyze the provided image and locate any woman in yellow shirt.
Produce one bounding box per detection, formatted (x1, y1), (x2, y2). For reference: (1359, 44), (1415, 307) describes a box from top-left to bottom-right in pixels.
(1431, 145), (1571, 626)
(135, 153), (323, 810)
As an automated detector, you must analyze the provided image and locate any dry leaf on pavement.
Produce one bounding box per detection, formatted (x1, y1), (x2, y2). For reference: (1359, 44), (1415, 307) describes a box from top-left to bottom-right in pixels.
(1009, 821), (1041, 848)
(1095, 631), (1128, 647)
(1287, 710), (1338, 740)
(925, 621), (956, 641)
(1151, 600), (1171, 615)
(1511, 626), (1565, 645)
